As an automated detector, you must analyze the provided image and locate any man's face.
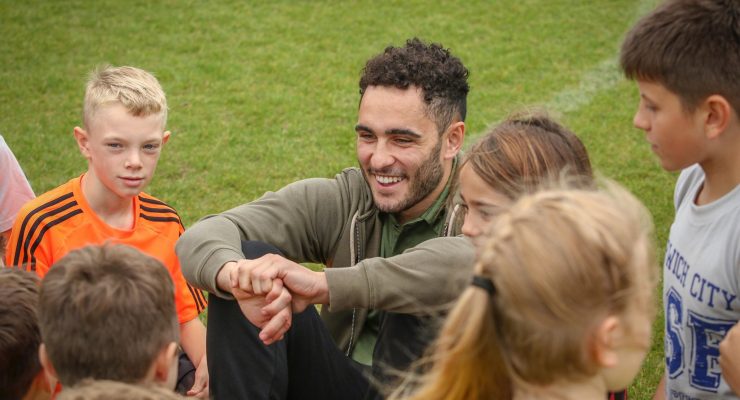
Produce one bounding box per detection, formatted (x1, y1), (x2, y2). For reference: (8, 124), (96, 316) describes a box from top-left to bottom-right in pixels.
(356, 86), (449, 222)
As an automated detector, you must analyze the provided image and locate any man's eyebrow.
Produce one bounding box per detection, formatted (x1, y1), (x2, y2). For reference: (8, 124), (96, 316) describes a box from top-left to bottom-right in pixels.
(355, 124), (372, 133)
(386, 128), (421, 138)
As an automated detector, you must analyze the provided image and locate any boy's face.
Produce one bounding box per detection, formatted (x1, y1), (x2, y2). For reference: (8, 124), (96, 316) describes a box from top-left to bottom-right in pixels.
(74, 103), (170, 200)
(633, 80), (707, 171)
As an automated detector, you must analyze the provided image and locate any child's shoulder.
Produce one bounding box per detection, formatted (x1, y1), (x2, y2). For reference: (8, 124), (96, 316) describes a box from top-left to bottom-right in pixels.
(674, 165), (704, 208)
(137, 191), (179, 212)
(17, 177), (80, 218)
(137, 192), (183, 229)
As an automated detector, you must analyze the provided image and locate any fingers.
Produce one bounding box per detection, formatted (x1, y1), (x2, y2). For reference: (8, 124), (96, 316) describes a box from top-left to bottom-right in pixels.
(186, 361), (209, 398)
(229, 259), (254, 293)
(258, 306), (292, 345)
(229, 254), (290, 296)
(262, 282), (292, 317)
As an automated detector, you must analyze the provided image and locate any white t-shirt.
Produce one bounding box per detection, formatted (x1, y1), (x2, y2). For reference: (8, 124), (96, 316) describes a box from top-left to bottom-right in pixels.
(0, 135), (35, 232)
(663, 164), (740, 399)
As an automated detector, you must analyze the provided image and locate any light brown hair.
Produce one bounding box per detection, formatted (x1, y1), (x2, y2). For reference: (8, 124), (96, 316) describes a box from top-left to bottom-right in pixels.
(462, 112), (593, 200)
(58, 379), (184, 400)
(0, 268), (41, 399)
(83, 65), (168, 131)
(394, 184), (657, 400)
(39, 244), (178, 386)
(620, 0), (740, 114)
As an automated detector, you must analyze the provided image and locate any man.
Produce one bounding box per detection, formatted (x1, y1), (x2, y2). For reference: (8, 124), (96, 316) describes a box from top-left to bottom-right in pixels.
(177, 38), (475, 399)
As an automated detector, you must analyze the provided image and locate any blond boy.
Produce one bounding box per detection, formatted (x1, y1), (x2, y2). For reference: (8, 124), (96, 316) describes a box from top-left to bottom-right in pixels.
(620, 0), (740, 398)
(39, 245), (180, 392)
(5, 65), (208, 396)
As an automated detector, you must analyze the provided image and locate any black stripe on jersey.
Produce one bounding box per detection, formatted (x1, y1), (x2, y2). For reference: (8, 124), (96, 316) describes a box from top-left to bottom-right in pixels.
(140, 213), (182, 224)
(186, 283), (207, 313)
(26, 208), (84, 270)
(141, 204), (179, 215)
(139, 196), (176, 210)
(138, 197), (183, 227)
(11, 192), (74, 266)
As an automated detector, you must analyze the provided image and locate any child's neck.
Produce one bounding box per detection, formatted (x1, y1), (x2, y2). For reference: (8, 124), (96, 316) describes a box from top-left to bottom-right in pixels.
(697, 124), (740, 205)
(513, 376), (606, 400)
(81, 173), (136, 230)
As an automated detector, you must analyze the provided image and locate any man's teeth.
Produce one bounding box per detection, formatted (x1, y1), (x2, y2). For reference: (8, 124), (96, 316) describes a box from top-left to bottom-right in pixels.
(376, 175), (403, 184)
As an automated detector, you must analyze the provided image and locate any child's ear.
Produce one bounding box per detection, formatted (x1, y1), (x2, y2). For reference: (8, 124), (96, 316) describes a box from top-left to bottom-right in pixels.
(162, 130), (171, 145)
(73, 127), (92, 159)
(151, 341), (178, 389)
(38, 343), (59, 383)
(703, 94), (732, 140)
(591, 315), (621, 368)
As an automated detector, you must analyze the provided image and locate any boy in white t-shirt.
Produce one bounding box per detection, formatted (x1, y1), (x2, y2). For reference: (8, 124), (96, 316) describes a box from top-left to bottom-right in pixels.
(620, 0), (740, 398)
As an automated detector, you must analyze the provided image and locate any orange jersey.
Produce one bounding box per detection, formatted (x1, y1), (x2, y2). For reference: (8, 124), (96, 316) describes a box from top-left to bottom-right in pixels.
(5, 175), (206, 323)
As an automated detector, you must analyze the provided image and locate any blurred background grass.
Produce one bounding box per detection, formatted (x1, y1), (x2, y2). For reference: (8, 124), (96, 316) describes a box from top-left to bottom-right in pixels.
(1, 0), (668, 397)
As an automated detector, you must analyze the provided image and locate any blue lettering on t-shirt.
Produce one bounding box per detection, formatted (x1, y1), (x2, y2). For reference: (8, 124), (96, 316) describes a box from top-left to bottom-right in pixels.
(665, 241), (691, 287)
(687, 311), (733, 392)
(722, 289), (738, 312)
(666, 287), (685, 378)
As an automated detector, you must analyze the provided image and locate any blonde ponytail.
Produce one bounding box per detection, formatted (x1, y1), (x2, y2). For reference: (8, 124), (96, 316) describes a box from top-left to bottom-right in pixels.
(390, 287), (511, 400)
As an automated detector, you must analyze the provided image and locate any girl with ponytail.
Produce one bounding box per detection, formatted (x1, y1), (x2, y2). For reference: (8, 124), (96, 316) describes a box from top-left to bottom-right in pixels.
(391, 114), (655, 399)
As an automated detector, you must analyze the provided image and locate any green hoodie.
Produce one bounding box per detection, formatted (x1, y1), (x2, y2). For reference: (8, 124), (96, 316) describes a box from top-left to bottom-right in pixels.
(176, 166), (475, 355)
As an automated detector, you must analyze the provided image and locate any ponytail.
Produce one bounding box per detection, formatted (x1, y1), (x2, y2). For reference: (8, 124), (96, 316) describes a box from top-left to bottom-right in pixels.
(391, 287), (511, 400)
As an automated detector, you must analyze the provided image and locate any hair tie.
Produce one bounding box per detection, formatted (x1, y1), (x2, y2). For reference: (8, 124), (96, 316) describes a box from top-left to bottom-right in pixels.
(471, 275), (495, 296)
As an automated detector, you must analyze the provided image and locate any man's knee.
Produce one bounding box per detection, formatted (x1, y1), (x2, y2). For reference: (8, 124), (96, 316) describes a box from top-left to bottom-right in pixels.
(241, 240), (284, 259)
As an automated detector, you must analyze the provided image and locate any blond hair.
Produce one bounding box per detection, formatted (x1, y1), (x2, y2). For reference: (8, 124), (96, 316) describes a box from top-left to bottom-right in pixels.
(58, 379), (184, 400)
(83, 65), (168, 130)
(393, 184), (657, 400)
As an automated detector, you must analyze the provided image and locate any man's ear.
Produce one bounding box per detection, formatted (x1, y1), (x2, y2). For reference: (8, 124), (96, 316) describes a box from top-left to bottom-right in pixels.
(162, 130), (171, 145)
(73, 127), (92, 160)
(443, 121), (465, 159)
(591, 316), (621, 368)
(39, 343), (58, 382)
(702, 94), (732, 140)
(150, 341), (178, 388)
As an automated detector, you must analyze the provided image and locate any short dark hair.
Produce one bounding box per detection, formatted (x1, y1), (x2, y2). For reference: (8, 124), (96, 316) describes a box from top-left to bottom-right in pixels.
(39, 244), (179, 386)
(0, 269), (41, 400)
(359, 37), (470, 133)
(620, 0), (740, 114)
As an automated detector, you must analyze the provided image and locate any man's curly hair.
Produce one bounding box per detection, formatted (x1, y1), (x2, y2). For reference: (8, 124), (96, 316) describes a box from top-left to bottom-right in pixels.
(359, 38), (469, 133)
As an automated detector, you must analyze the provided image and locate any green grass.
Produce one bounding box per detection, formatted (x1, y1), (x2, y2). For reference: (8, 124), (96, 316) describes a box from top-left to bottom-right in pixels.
(2, 0), (668, 397)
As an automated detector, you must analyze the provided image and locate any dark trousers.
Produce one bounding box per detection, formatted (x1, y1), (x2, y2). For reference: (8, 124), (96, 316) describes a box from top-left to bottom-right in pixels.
(206, 241), (371, 400)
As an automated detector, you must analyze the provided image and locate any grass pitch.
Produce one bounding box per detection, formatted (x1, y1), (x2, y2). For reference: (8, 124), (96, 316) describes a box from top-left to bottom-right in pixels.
(1, 0), (666, 397)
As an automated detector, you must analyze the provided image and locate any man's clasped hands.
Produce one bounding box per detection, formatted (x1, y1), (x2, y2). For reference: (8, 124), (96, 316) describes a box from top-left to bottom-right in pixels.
(216, 254), (331, 345)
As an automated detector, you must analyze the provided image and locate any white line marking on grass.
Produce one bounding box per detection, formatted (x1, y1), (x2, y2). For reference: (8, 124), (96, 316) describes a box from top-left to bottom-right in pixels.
(468, 0), (655, 140)
(545, 55), (622, 115)
(544, 0), (656, 115)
